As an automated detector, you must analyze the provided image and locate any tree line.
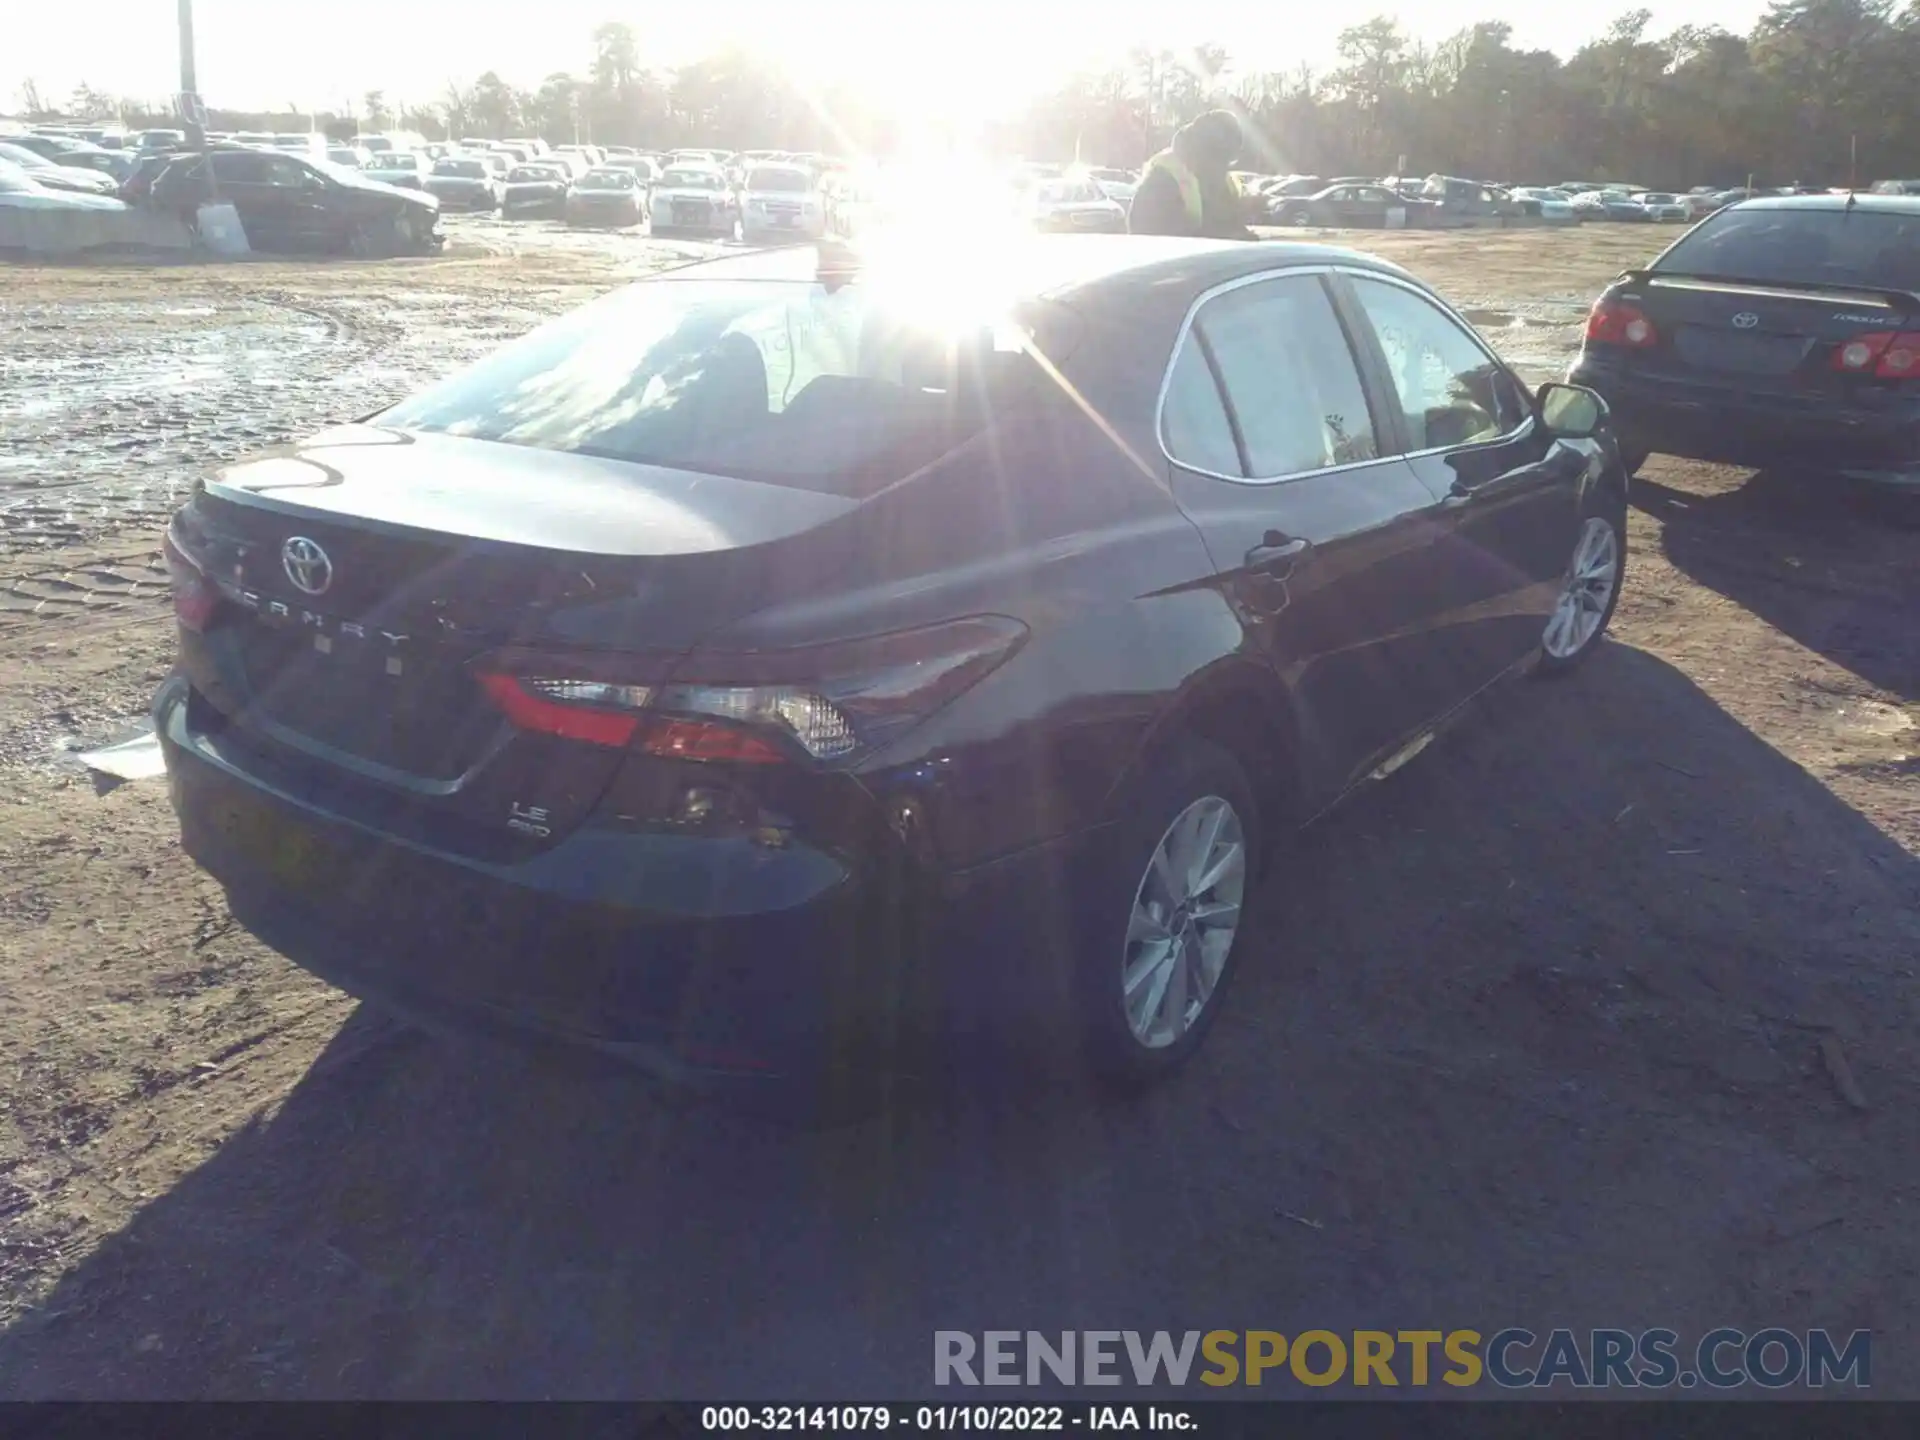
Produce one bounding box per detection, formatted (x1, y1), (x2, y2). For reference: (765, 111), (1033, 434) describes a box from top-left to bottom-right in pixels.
(18, 0), (1920, 187)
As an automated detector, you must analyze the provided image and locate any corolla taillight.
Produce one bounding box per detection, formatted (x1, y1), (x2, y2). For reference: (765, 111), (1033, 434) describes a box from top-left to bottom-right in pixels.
(1832, 331), (1920, 378)
(162, 528), (217, 632)
(1585, 299), (1659, 348)
(475, 616), (1027, 764)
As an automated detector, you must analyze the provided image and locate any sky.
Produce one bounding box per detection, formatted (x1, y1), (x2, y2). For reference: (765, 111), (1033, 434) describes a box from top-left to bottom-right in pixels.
(8, 0), (1779, 120)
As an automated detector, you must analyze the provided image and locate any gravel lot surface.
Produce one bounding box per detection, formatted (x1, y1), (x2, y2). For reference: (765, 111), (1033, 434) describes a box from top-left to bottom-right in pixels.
(0, 221), (1915, 1398)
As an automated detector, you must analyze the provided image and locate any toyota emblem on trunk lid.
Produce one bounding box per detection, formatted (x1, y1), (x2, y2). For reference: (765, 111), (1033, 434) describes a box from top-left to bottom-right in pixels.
(1731, 312), (1760, 329)
(281, 536), (334, 596)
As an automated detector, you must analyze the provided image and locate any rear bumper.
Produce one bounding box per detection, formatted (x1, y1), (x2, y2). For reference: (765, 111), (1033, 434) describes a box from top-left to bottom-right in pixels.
(156, 678), (1102, 1090)
(1573, 354), (1920, 488)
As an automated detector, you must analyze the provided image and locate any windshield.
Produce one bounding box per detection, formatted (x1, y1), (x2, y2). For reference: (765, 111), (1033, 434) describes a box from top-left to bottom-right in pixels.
(508, 168), (558, 183)
(1039, 181), (1102, 204)
(748, 168), (809, 193)
(434, 160), (486, 177)
(661, 168), (722, 190)
(1655, 206), (1920, 290)
(580, 170), (634, 189)
(376, 278), (1056, 497)
(369, 154), (416, 170)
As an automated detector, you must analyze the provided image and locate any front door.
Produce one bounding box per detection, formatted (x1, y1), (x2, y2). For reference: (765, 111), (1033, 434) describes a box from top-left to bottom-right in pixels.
(1160, 270), (1463, 810)
(1337, 272), (1583, 693)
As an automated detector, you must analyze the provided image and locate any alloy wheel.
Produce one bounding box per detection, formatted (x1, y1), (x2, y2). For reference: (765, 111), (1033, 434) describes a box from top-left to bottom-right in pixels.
(1543, 516), (1620, 659)
(1122, 795), (1246, 1049)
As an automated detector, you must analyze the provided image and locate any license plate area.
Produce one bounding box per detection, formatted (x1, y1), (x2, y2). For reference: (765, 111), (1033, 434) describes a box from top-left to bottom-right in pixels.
(211, 793), (348, 895)
(234, 620), (499, 781)
(1675, 327), (1812, 376)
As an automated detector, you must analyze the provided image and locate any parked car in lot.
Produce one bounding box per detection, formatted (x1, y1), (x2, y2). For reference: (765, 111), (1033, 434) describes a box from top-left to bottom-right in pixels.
(1573, 191), (1653, 222)
(426, 156), (504, 212)
(0, 143), (120, 196)
(738, 163), (825, 242)
(1087, 166), (1139, 204)
(1267, 182), (1433, 229)
(1632, 192), (1691, 222)
(1508, 187), (1580, 223)
(564, 167), (646, 228)
(0, 156), (130, 210)
(502, 163), (572, 217)
(649, 163), (737, 237)
(1025, 176), (1127, 233)
(151, 148), (441, 256)
(1420, 175), (1516, 222)
(328, 145), (374, 170)
(154, 235), (1629, 1098)
(364, 151), (431, 191)
(1571, 193), (1920, 516)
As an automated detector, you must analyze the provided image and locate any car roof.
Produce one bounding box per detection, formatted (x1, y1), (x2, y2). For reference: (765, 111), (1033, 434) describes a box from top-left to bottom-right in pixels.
(652, 235), (1422, 304)
(1732, 192), (1920, 215)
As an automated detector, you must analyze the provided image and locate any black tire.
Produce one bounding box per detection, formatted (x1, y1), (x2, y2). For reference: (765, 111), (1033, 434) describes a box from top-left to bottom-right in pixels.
(346, 221), (379, 259)
(1534, 503), (1627, 677)
(1077, 738), (1264, 1087)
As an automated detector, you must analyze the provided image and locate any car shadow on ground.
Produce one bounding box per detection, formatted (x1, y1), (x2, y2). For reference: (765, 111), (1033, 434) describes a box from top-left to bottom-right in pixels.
(1630, 468), (1919, 700)
(3, 645), (1918, 1400)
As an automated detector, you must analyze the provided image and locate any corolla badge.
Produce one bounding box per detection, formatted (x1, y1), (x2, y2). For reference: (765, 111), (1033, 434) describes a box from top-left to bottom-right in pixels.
(1730, 312), (1761, 329)
(281, 536), (334, 596)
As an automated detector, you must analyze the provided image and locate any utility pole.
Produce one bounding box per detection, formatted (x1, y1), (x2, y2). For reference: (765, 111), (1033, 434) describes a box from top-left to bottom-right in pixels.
(177, 0), (205, 150)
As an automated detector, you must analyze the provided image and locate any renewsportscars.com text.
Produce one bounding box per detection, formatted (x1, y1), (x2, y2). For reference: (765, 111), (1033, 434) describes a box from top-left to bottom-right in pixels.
(934, 1328), (1870, 1389)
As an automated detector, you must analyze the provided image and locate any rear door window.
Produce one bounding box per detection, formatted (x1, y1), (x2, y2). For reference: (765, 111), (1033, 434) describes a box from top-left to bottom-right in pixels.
(1188, 275), (1379, 478)
(1160, 339), (1242, 476)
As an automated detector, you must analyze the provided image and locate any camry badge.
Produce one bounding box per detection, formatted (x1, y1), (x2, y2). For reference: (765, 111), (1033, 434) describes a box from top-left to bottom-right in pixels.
(1730, 312), (1760, 329)
(281, 536), (333, 596)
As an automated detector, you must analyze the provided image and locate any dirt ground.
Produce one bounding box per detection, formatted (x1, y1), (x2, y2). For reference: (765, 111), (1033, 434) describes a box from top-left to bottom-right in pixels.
(0, 221), (1916, 1399)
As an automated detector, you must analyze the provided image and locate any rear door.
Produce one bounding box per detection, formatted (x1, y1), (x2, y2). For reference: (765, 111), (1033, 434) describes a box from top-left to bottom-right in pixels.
(209, 150), (287, 247)
(1159, 268), (1465, 808)
(1338, 270), (1581, 691)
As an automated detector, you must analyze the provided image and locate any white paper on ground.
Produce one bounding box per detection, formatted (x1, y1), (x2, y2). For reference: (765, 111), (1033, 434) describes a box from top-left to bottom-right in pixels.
(75, 732), (167, 781)
(195, 202), (250, 257)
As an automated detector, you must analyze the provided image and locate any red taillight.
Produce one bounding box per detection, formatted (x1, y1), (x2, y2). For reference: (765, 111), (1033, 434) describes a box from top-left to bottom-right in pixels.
(475, 616), (1028, 763)
(162, 530), (217, 632)
(638, 718), (787, 764)
(1832, 330), (1920, 378)
(475, 672), (642, 748)
(1586, 299), (1659, 348)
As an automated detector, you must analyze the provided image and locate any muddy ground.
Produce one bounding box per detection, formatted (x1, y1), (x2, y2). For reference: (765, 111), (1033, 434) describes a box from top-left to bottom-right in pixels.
(0, 221), (1916, 1399)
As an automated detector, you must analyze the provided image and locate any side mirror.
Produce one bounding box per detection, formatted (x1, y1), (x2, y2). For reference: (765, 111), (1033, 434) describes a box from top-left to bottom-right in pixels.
(1537, 381), (1605, 439)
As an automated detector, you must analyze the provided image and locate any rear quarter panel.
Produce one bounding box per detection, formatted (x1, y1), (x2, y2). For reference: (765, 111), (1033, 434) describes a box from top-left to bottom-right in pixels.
(702, 335), (1244, 873)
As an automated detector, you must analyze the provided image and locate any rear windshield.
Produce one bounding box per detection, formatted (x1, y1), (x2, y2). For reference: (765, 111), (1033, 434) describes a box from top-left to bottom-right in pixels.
(375, 277), (1064, 496)
(370, 154), (415, 169)
(662, 168), (722, 189)
(435, 160), (485, 177)
(579, 170), (635, 189)
(1657, 206), (1920, 290)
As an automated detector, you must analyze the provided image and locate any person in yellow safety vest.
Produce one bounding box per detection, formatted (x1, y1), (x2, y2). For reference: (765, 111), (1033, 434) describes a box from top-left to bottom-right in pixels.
(1128, 110), (1256, 240)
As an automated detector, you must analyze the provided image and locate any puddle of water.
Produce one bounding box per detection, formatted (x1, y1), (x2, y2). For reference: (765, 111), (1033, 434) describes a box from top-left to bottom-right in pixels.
(1830, 701), (1915, 739)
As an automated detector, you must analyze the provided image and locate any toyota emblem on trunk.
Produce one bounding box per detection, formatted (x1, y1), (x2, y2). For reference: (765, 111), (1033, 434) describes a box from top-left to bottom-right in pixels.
(1731, 312), (1760, 329)
(281, 536), (333, 596)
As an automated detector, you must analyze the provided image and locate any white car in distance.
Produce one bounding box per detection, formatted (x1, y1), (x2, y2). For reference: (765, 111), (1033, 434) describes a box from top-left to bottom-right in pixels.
(739, 163), (826, 243)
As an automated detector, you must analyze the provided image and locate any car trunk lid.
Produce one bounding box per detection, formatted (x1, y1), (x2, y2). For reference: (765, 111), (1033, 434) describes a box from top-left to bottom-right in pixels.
(1619, 268), (1920, 384)
(177, 426), (860, 854)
